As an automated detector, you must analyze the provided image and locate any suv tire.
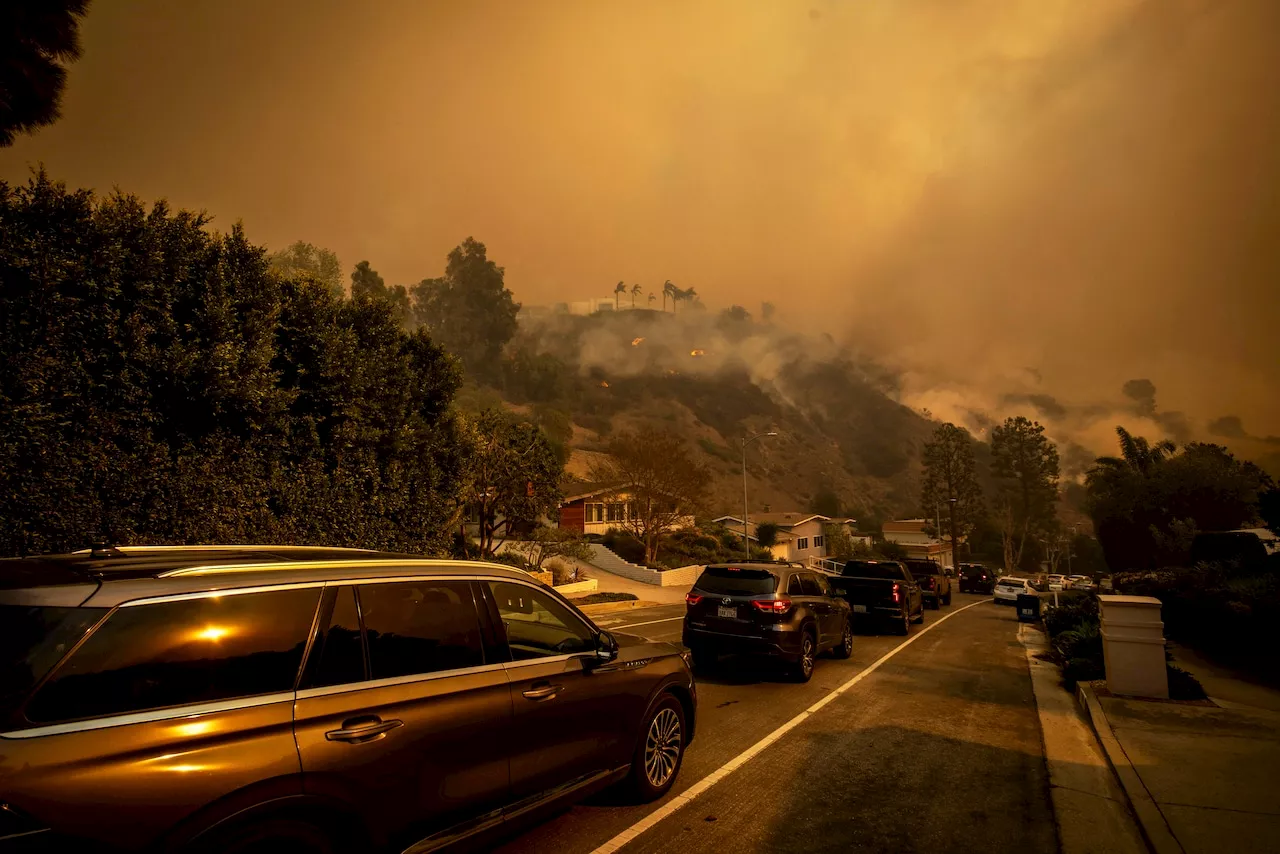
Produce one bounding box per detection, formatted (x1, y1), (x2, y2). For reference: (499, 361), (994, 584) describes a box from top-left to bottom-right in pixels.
(790, 629), (817, 683)
(626, 694), (686, 802)
(895, 606), (910, 636)
(196, 817), (336, 854)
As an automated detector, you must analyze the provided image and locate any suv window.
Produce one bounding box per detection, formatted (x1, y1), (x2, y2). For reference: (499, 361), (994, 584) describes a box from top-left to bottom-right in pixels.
(799, 574), (823, 596)
(307, 586), (366, 687)
(25, 588), (320, 724)
(843, 561), (901, 580)
(487, 582), (594, 660)
(0, 605), (107, 721)
(695, 567), (778, 596)
(787, 574), (804, 596)
(360, 581), (484, 679)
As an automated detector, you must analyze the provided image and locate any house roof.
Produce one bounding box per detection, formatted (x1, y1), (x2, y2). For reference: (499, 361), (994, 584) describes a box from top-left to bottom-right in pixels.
(561, 482), (632, 503)
(713, 512), (831, 529)
(883, 519), (928, 533)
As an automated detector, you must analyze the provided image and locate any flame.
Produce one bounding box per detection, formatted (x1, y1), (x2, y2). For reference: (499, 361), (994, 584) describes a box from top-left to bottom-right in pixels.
(599, 380), (610, 388)
(690, 349), (705, 357)
(631, 337), (645, 346)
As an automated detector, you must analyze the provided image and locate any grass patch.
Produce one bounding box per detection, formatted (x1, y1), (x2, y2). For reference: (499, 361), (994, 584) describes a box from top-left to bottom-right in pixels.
(570, 592), (639, 605)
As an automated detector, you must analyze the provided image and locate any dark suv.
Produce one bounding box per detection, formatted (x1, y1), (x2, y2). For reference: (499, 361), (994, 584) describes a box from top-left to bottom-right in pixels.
(0, 546), (696, 853)
(682, 563), (852, 682)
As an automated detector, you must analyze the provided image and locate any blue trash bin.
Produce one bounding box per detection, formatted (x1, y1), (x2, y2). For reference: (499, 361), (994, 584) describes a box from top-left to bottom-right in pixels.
(1016, 593), (1041, 622)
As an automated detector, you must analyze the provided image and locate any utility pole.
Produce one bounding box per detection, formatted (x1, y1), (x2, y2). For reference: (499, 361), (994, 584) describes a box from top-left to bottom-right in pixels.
(947, 496), (958, 573)
(741, 430), (778, 560)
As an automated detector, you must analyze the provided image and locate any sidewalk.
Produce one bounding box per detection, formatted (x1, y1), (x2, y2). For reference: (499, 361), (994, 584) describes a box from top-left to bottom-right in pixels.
(569, 557), (692, 605)
(1081, 680), (1280, 854)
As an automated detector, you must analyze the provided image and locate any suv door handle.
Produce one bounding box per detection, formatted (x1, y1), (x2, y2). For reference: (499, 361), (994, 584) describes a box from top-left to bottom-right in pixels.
(522, 683), (563, 701)
(325, 717), (403, 743)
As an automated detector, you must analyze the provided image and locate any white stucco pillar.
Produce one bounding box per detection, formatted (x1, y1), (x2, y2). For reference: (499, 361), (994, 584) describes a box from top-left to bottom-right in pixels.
(1099, 595), (1168, 699)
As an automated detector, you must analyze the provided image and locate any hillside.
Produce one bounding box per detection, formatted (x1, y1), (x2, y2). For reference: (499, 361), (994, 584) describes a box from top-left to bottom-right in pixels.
(475, 308), (943, 525)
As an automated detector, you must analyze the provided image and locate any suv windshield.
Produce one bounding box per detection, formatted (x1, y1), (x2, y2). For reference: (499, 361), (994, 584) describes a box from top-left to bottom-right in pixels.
(695, 567), (778, 596)
(0, 605), (107, 720)
(843, 561), (901, 580)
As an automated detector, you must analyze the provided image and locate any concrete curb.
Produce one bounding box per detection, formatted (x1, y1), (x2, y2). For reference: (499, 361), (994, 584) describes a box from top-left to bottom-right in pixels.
(576, 600), (666, 616)
(1076, 683), (1185, 854)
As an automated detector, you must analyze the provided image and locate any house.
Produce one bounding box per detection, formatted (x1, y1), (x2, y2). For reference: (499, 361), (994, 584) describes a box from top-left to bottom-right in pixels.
(559, 483), (694, 536)
(713, 513), (857, 564)
(881, 519), (955, 568)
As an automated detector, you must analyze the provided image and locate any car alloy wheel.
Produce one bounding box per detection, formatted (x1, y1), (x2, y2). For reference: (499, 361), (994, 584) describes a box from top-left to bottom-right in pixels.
(901, 607), (910, 635)
(833, 619), (853, 658)
(800, 634), (815, 678)
(644, 707), (682, 789)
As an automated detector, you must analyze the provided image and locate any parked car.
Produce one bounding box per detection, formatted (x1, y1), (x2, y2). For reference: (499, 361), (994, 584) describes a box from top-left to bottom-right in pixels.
(904, 559), (952, 609)
(958, 563), (995, 594)
(683, 563), (853, 682)
(827, 559), (924, 636)
(1066, 575), (1095, 591)
(0, 545), (696, 854)
(994, 576), (1033, 604)
(1046, 574), (1067, 591)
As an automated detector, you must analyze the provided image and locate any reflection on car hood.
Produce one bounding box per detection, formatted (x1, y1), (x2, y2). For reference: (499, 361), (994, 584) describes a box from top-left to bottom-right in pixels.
(615, 631), (654, 648)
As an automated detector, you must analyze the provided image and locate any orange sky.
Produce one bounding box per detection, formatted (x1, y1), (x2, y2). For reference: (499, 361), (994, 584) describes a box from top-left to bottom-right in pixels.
(3, 0), (1278, 442)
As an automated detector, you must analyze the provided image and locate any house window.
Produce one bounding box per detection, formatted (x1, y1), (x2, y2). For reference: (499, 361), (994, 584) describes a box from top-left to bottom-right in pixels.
(797, 537), (809, 550)
(606, 502), (626, 522)
(814, 535), (824, 548)
(586, 503), (605, 523)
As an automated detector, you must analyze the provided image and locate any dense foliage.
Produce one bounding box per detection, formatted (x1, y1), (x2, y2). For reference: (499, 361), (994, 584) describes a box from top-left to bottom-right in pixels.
(990, 416), (1060, 572)
(0, 1), (90, 147)
(1085, 427), (1272, 570)
(0, 173), (467, 555)
(920, 422), (985, 551)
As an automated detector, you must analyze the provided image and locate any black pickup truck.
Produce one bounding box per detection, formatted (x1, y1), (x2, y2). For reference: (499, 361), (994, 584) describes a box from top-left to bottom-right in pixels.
(905, 559), (952, 609)
(827, 559), (925, 635)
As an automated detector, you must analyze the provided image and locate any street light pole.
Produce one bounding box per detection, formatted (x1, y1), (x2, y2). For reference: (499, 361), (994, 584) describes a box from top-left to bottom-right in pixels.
(741, 430), (778, 559)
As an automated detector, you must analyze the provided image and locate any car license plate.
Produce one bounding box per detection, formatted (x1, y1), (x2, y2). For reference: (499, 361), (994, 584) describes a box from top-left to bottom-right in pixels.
(717, 606), (737, 619)
(853, 604), (868, 613)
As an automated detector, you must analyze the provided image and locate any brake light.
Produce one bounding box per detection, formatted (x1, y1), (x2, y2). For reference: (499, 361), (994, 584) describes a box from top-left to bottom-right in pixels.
(892, 582), (900, 604)
(751, 598), (792, 614)
(685, 593), (703, 607)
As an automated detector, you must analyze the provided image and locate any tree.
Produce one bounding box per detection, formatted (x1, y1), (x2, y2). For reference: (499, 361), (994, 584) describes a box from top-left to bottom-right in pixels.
(761, 301), (776, 323)
(0, 171), (467, 556)
(631, 283), (642, 308)
(1260, 487), (1280, 537)
(921, 423), (985, 571)
(269, 241), (342, 296)
(506, 525), (594, 571)
(755, 521), (780, 549)
(662, 280), (675, 312)
(809, 488), (843, 518)
(589, 426), (709, 564)
(720, 305), (751, 323)
(1085, 428), (1272, 569)
(614, 281), (626, 310)
(990, 416), (1060, 573)
(877, 540), (908, 561)
(647, 293), (656, 307)
(350, 260), (411, 326)
(823, 523), (858, 560)
(412, 237), (520, 379)
(0, 1), (90, 147)
(459, 409), (563, 558)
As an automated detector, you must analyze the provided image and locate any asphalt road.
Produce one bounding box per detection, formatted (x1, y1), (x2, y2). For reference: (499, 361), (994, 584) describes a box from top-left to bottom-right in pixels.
(493, 593), (1058, 854)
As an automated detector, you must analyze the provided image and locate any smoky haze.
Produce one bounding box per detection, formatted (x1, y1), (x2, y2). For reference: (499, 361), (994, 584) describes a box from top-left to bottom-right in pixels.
(3, 0), (1277, 455)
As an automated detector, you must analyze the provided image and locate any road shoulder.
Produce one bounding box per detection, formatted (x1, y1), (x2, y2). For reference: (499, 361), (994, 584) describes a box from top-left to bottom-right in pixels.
(1018, 624), (1148, 854)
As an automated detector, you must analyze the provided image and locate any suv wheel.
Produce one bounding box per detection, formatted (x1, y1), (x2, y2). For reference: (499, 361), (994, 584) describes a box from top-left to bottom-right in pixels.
(791, 630), (816, 682)
(197, 818), (336, 854)
(895, 606), (910, 636)
(627, 694), (686, 801)
(943, 591), (952, 606)
(832, 618), (853, 658)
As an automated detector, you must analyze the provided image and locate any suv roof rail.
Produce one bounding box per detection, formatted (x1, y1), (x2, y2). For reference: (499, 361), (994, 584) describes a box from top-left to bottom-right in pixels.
(157, 558), (521, 578)
(71, 544), (381, 556)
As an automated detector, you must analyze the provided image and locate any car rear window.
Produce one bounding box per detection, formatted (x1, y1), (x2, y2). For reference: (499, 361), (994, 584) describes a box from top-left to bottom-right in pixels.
(905, 562), (939, 577)
(0, 605), (107, 721)
(842, 561), (901, 580)
(25, 588), (321, 724)
(695, 567), (778, 596)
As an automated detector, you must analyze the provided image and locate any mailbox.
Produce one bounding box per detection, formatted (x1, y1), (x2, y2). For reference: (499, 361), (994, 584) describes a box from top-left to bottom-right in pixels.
(1016, 593), (1041, 622)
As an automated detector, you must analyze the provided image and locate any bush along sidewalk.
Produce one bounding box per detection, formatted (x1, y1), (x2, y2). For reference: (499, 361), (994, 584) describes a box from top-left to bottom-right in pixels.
(1041, 591), (1207, 700)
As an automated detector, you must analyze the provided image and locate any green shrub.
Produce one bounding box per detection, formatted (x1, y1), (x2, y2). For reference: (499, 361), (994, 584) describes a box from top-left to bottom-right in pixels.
(1063, 656), (1106, 690)
(571, 591), (639, 605)
(601, 528), (646, 564)
(1044, 593), (1100, 639)
(488, 551), (531, 571)
(1166, 665), (1207, 701)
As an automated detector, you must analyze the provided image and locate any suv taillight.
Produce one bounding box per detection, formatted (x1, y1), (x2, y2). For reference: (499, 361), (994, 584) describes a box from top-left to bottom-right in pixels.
(751, 598), (792, 614)
(686, 593), (703, 607)
(891, 582), (900, 604)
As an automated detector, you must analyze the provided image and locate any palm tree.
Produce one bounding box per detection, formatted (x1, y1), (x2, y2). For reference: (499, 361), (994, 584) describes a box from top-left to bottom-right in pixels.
(614, 281), (626, 310)
(648, 293), (656, 306)
(684, 287), (698, 308)
(630, 283), (642, 308)
(662, 280), (675, 312)
(1094, 426), (1177, 474)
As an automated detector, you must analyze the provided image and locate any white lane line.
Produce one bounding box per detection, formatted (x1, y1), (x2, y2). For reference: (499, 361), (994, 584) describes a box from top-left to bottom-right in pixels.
(589, 598), (989, 854)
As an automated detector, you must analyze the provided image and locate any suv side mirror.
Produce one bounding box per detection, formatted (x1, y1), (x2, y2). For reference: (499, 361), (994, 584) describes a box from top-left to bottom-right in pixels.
(593, 630), (619, 664)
